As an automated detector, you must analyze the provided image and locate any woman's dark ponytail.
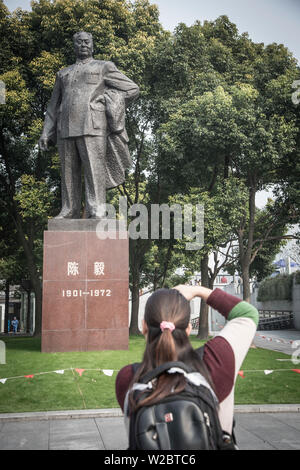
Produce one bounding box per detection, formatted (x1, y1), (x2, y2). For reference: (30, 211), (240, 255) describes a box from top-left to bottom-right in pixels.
(155, 328), (177, 365)
(129, 288), (215, 412)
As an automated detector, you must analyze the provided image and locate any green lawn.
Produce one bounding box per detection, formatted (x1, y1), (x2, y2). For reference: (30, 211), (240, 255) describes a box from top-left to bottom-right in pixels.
(0, 335), (299, 413)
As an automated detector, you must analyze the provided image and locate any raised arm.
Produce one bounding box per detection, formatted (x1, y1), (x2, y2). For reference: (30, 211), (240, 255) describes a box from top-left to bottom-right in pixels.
(174, 285), (258, 434)
(173, 284), (213, 302)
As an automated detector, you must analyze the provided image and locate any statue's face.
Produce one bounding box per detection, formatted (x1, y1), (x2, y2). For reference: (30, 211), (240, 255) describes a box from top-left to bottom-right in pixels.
(74, 33), (93, 60)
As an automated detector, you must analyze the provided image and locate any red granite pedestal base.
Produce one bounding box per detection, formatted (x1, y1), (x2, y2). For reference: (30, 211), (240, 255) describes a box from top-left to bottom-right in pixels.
(41, 225), (129, 352)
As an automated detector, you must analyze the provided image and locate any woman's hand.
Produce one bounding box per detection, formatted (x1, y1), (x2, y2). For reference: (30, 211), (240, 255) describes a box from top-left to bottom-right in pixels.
(173, 284), (213, 302)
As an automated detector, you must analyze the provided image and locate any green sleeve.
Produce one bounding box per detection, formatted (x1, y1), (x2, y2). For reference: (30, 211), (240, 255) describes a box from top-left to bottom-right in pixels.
(228, 301), (259, 326)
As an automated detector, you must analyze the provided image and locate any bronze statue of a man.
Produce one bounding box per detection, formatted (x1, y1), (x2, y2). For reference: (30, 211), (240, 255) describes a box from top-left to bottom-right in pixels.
(39, 31), (139, 219)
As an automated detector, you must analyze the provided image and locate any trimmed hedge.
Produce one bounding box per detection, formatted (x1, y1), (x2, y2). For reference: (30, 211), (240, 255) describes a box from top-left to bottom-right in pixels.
(257, 273), (294, 302)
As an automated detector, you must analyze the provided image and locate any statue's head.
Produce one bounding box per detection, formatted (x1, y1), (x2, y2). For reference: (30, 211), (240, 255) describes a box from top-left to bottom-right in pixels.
(73, 31), (93, 60)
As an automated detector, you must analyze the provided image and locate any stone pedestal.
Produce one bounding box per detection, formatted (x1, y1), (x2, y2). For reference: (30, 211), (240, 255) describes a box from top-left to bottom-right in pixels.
(41, 219), (129, 352)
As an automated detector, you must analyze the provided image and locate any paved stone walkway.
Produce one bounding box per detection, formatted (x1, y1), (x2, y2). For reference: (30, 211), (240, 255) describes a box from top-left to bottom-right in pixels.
(0, 406), (300, 450)
(1, 329), (299, 451)
(235, 411), (300, 450)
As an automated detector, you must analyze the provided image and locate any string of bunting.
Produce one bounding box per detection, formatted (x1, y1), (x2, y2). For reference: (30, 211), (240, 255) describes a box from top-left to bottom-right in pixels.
(0, 367), (116, 385)
(238, 368), (300, 378)
(1, 366), (300, 385)
(1, 322), (299, 384)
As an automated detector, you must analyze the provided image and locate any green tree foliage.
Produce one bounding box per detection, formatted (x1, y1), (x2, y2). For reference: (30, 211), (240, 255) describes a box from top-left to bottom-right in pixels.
(1, 4), (299, 338)
(0, 0), (164, 335)
(153, 15), (299, 305)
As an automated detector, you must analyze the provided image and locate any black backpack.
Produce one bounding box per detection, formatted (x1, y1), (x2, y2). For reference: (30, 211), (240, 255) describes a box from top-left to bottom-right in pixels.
(125, 360), (237, 451)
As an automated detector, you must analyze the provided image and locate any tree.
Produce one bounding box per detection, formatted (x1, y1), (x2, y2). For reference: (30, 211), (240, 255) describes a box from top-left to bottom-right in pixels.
(0, 0), (165, 335)
(229, 46), (299, 300)
(248, 206), (291, 281)
(226, 201), (291, 282)
(153, 16), (300, 304)
(0, 224), (25, 334)
(280, 239), (300, 267)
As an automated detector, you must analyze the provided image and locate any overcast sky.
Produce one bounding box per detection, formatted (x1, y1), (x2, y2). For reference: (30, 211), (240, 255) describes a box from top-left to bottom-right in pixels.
(152, 0), (300, 63)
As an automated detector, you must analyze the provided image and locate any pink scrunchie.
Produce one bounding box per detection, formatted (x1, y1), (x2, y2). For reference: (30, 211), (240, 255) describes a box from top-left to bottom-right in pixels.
(160, 321), (175, 332)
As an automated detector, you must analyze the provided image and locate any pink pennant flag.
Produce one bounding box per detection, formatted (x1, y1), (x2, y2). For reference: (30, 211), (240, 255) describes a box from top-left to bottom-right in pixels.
(75, 369), (85, 377)
(24, 375), (34, 379)
(292, 369), (300, 374)
(238, 370), (245, 378)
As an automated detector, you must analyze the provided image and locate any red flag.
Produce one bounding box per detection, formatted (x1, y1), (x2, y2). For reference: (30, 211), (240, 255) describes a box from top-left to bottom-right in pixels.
(75, 369), (85, 377)
(238, 370), (245, 378)
(292, 369), (300, 374)
(24, 375), (34, 378)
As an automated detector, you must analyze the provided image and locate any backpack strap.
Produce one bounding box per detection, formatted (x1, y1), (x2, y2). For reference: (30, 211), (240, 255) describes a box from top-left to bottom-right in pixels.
(139, 361), (193, 384)
(131, 362), (141, 376)
(156, 422), (171, 450)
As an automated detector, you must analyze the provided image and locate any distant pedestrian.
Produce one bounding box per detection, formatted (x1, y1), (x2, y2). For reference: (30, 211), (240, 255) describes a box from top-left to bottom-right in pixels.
(11, 317), (19, 334)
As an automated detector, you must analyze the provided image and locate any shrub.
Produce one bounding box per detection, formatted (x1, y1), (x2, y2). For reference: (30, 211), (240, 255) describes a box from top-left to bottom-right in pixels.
(257, 274), (293, 302)
(294, 270), (300, 285)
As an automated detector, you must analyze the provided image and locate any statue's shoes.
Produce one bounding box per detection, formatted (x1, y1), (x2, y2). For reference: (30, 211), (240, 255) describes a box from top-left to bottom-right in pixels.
(54, 211), (80, 219)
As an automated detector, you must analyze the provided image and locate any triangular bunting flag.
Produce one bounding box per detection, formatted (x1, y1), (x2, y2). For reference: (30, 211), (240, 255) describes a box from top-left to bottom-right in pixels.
(54, 370), (65, 374)
(238, 370), (245, 378)
(24, 375), (34, 378)
(264, 370), (273, 375)
(102, 369), (114, 377)
(292, 369), (300, 374)
(0, 378), (7, 384)
(75, 369), (85, 377)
